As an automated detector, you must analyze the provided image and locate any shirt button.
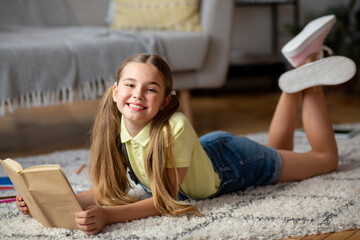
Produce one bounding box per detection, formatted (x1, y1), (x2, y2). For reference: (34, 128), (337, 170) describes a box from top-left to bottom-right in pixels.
(131, 140), (136, 145)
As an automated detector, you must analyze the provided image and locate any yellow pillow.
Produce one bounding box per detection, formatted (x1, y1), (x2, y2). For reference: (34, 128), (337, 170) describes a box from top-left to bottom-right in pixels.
(110, 0), (201, 32)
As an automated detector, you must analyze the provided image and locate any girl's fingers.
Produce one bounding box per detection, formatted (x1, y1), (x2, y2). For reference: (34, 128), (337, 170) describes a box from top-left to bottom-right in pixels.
(75, 210), (94, 219)
(19, 205), (27, 210)
(75, 206), (104, 235)
(85, 229), (101, 236)
(75, 216), (94, 225)
(16, 195), (29, 215)
(75, 205), (97, 219)
(77, 222), (96, 230)
(19, 205), (28, 211)
(76, 222), (100, 235)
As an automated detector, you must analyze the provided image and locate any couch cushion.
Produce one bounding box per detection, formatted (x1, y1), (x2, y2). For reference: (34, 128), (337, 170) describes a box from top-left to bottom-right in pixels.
(109, 0), (201, 32)
(133, 30), (209, 72)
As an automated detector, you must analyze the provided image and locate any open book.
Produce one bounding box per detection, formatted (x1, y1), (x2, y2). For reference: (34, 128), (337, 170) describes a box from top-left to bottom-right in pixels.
(0, 158), (82, 229)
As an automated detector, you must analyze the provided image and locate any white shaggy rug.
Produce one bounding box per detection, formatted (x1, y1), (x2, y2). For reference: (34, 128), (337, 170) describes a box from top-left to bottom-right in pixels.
(1, 124), (360, 240)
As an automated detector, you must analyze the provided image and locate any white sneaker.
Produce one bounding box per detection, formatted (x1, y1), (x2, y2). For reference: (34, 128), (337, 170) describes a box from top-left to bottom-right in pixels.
(279, 56), (356, 93)
(282, 15), (336, 67)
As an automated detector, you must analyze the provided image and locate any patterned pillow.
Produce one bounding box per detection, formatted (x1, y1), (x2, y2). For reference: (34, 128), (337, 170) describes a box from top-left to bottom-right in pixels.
(109, 0), (201, 32)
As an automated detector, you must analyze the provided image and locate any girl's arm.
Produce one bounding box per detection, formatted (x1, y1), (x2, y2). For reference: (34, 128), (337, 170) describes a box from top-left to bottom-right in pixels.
(105, 197), (160, 223)
(75, 167), (188, 235)
(76, 188), (96, 210)
(75, 197), (159, 235)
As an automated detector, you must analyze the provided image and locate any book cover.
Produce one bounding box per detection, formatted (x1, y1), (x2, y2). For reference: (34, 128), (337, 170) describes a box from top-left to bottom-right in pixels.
(0, 158), (82, 230)
(0, 176), (13, 186)
(0, 176), (14, 191)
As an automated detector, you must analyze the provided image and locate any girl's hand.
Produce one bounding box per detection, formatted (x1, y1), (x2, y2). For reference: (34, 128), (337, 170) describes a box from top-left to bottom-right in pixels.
(75, 205), (107, 235)
(16, 195), (28, 215)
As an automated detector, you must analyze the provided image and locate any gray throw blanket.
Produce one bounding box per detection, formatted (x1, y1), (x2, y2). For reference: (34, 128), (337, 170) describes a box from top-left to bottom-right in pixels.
(0, 26), (165, 115)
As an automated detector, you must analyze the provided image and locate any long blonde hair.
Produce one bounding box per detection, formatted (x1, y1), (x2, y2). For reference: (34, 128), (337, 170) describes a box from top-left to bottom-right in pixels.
(89, 54), (200, 216)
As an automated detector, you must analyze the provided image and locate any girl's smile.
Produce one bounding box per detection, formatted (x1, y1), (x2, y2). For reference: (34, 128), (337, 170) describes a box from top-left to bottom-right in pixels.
(127, 103), (146, 111)
(112, 62), (170, 136)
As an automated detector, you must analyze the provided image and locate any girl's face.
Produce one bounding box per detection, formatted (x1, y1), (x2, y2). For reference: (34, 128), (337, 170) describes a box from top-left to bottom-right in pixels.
(113, 62), (170, 135)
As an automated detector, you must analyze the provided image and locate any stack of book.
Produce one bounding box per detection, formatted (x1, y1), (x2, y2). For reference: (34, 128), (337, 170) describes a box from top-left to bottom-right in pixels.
(0, 176), (16, 203)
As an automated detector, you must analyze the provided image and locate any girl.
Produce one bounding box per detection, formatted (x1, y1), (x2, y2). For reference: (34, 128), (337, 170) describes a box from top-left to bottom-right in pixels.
(16, 16), (356, 236)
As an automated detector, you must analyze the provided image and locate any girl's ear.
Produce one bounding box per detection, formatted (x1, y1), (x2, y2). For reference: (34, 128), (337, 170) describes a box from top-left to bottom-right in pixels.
(112, 83), (118, 102)
(160, 94), (172, 110)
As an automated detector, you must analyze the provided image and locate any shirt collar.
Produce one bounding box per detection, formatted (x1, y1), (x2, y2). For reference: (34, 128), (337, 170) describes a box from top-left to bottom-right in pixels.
(120, 116), (151, 147)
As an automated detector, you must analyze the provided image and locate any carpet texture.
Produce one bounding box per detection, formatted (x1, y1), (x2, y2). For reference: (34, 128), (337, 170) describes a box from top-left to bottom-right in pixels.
(1, 124), (360, 240)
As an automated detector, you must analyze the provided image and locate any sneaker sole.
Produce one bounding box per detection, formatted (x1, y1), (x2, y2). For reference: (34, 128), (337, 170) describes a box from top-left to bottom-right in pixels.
(279, 56), (356, 93)
(282, 15), (336, 57)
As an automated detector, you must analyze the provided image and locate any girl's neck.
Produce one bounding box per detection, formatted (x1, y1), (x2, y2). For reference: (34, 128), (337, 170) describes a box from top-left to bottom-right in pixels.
(124, 120), (149, 137)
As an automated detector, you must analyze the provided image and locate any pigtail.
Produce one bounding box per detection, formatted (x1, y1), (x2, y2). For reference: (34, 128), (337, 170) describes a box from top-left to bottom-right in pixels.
(146, 91), (201, 217)
(89, 86), (138, 206)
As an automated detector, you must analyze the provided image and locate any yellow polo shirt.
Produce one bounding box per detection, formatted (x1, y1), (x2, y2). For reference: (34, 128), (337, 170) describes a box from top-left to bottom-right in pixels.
(121, 112), (221, 199)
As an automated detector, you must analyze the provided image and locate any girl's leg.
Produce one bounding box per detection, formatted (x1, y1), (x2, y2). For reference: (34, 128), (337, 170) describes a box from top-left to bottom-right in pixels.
(266, 53), (319, 151)
(278, 86), (338, 182)
(266, 91), (301, 150)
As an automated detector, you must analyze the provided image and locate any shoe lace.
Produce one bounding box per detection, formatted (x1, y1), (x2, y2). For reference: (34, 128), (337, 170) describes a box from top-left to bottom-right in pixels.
(317, 45), (334, 59)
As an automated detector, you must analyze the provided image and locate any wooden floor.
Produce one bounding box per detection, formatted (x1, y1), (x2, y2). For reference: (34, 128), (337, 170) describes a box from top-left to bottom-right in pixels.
(0, 83), (359, 239)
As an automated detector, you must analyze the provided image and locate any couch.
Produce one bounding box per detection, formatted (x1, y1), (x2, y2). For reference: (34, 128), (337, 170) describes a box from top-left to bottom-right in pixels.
(0, 0), (234, 122)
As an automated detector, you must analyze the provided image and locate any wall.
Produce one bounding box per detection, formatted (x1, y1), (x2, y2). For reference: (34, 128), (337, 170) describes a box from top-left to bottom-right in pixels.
(231, 0), (348, 60)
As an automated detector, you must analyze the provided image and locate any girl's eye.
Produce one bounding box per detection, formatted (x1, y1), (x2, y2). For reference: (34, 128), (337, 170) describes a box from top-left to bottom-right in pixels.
(148, 88), (157, 93)
(125, 83), (135, 88)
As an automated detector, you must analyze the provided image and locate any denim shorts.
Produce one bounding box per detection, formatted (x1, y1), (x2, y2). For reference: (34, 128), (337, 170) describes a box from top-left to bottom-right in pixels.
(179, 131), (282, 200)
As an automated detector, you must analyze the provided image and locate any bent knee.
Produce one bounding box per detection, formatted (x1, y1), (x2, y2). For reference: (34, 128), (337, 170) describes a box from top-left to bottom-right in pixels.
(321, 154), (338, 174)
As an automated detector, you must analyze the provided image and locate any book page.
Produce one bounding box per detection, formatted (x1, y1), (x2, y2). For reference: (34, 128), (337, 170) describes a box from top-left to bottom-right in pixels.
(23, 164), (61, 172)
(1, 158), (23, 173)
